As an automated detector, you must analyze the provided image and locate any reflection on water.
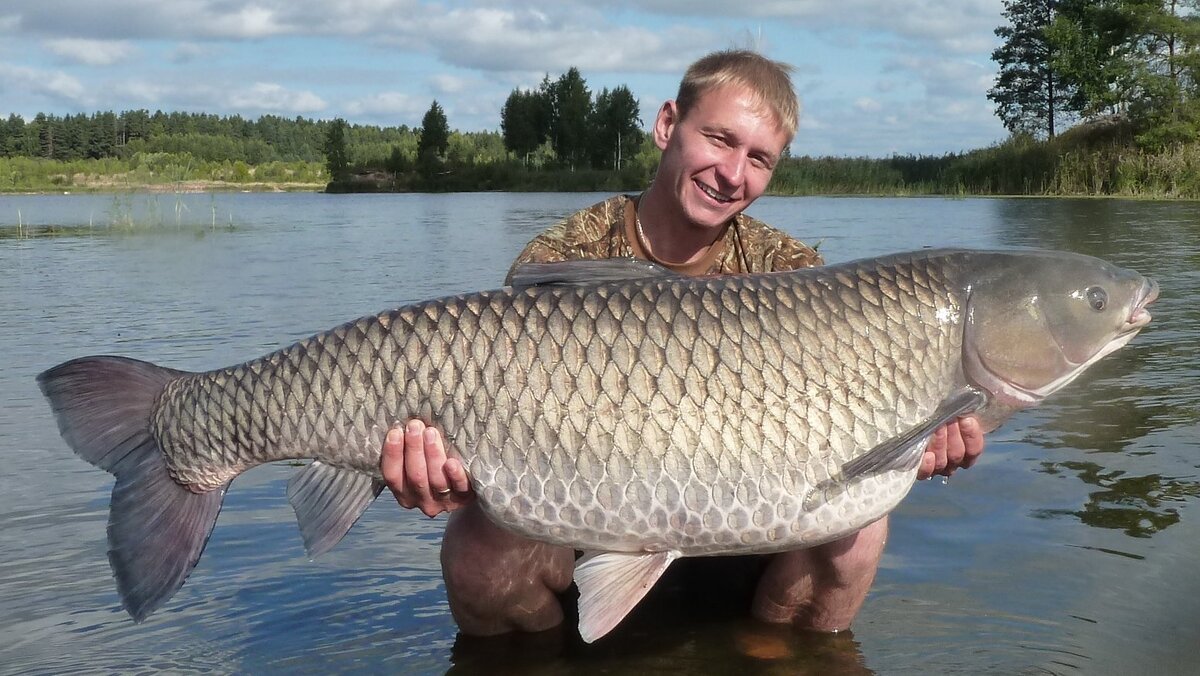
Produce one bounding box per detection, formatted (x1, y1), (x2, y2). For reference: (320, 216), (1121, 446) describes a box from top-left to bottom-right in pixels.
(1, 193), (1198, 674)
(1035, 460), (1200, 537)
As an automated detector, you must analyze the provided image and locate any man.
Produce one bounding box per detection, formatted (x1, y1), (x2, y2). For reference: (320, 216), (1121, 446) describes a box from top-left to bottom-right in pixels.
(381, 50), (985, 637)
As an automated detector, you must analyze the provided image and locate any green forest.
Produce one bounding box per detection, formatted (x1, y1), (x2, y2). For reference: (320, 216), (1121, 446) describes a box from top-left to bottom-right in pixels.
(3, 0), (1200, 197)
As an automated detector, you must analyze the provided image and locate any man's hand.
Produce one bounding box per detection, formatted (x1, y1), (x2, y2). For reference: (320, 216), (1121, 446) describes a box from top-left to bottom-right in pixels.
(381, 420), (474, 517)
(919, 415), (984, 480)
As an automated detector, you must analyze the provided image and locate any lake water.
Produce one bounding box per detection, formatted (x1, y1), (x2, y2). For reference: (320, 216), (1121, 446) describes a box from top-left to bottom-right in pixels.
(1, 192), (1197, 675)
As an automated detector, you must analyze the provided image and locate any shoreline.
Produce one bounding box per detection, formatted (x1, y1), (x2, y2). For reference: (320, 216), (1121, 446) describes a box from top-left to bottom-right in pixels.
(0, 181), (327, 195)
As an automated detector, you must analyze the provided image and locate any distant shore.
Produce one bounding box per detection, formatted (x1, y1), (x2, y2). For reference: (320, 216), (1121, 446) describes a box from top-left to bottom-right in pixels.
(2, 181), (326, 195)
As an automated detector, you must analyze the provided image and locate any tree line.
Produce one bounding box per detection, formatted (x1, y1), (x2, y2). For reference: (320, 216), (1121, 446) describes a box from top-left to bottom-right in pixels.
(323, 66), (646, 189)
(500, 68), (643, 170)
(0, 110), (338, 163)
(989, 0), (1200, 148)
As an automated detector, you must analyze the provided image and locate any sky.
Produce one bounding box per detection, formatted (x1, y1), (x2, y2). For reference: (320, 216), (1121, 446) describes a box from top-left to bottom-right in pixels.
(0, 1), (1012, 158)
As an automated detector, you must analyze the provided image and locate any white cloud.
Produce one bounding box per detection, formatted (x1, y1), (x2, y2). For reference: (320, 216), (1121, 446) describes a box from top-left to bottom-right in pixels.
(586, 0), (1003, 52)
(345, 91), (426, 118)
(205, 6), (288, 39)
(0, 62), (89, 105)
(227, 83), (326, 113)
(108, 80), (174, 105)
(430, 74), (469, 95)
(386, 6), (707, 74)
(854, 97), (882, 113)
(44, 38), (136, 66)
(886, 55), (994, 101)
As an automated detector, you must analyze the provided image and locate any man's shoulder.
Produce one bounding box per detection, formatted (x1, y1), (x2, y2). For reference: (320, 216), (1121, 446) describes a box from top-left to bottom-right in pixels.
(505, 194), (633, 282)
(537, 194), (630, 248)
(733, 214), (824, 272)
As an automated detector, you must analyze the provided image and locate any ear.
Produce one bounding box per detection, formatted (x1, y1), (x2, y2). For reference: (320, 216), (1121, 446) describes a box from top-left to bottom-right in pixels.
(653, 100), (679, 151)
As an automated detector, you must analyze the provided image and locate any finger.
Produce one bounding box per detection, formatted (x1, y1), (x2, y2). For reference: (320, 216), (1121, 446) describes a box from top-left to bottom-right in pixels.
(942, 420), (966, 472)
(958, 415), (985, 469)
(918, 450), (937, 480)
(424, 426), (450, 498)
(381, 424), (411, 505)
(929, 425), (948, 473)
(404, 420), (432, 509)
(444, 457), (472, 494)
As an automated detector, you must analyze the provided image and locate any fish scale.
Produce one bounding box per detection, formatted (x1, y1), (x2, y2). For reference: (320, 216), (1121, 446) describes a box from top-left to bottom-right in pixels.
(38, 248), (1155, 639)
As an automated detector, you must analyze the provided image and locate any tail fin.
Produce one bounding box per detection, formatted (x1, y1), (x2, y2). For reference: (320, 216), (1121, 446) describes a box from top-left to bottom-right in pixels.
(37, 356), (227, 622)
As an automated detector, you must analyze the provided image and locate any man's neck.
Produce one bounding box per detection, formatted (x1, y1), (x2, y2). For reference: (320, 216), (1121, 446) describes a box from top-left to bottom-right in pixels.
(636, 187), (729, 265)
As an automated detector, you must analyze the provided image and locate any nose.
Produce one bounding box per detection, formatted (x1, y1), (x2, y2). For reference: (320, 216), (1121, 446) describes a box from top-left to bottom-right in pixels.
(715, 149), (747, 187)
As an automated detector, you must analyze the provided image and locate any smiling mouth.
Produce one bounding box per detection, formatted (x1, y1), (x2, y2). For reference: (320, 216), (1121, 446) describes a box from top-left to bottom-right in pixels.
(696, 180), (734, 204)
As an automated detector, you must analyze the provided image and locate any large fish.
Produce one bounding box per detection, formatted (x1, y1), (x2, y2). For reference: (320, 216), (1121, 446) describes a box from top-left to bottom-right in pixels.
(38, 249), (1156, 642)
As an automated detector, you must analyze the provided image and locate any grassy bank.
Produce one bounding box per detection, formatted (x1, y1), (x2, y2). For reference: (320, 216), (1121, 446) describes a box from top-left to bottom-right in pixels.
(0, 154), (327, 193)
(770, 117), (1200, 199)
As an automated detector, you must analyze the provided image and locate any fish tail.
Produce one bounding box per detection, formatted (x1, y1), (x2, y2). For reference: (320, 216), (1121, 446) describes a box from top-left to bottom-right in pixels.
(37, 356), (226, 622)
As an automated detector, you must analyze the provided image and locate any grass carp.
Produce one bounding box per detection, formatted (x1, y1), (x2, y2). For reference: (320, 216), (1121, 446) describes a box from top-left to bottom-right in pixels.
(37, 248), (1156, 642)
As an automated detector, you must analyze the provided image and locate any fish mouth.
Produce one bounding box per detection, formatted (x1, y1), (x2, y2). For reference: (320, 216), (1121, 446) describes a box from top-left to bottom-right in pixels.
(1125, 277), (1158, 332)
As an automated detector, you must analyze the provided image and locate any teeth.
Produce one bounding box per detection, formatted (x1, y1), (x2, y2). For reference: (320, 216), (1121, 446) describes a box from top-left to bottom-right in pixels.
(698, 182), (733, 203)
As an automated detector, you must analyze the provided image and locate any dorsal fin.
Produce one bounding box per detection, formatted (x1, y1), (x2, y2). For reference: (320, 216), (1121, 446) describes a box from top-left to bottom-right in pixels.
(510, 258), (679, 287)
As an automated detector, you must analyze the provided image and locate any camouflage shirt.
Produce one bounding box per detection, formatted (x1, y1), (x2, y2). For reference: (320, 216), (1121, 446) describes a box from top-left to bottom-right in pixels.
(505, 194), (822, 283)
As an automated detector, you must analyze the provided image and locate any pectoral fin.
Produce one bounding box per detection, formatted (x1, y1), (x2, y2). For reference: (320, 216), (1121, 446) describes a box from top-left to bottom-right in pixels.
(574, 550), (680, 643)
(804, 388), (988, 512)
(287, 461), (384, 558)
(839, 388), (988, 481)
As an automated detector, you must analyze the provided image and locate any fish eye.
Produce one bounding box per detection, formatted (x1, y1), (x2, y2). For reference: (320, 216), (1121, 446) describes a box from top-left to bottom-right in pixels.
(1086, 286), (1108, 311)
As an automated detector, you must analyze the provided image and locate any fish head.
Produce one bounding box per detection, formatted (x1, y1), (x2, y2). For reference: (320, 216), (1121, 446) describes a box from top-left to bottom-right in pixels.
(961, 251), (1157, 419)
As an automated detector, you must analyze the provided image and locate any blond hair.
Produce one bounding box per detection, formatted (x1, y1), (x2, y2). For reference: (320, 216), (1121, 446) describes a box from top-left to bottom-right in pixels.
(675, 50), (799, 140)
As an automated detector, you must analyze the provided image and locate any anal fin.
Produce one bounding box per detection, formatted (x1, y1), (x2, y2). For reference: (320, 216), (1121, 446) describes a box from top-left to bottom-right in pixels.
(287, 461), (384, 558)
(574, 550), (680, 643)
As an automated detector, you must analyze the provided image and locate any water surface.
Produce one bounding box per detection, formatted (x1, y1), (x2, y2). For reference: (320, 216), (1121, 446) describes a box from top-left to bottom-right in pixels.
(1, 192), (1196, 674)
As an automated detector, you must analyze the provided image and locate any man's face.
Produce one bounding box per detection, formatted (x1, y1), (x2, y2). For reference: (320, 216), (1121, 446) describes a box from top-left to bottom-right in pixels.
(653, 84), (790, 231)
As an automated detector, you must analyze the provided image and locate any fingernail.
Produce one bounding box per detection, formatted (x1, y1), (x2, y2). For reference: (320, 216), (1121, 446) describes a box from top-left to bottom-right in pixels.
(424, 427), (439, 442)
(406, 419), (422, 434)
(386, 426), (402, 443)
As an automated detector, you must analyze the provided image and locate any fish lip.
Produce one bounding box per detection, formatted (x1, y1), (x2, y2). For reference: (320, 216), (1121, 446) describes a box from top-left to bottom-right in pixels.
(1126, 277), (1158, 331)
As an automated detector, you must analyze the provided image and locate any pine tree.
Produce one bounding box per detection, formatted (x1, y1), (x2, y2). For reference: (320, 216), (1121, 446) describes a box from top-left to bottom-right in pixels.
(989, 0), (1069, 138)
(589, 85), (643, 170)
(324, 118), (350, 180)
(548, 68), (592, 169)
(417, 100), (450, 160)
